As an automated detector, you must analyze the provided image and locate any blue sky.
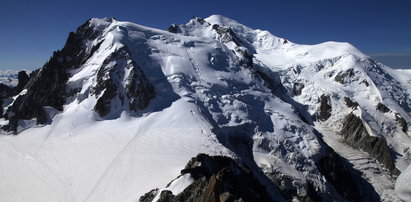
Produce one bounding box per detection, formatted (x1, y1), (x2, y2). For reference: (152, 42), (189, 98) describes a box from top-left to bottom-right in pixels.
(1, 0), (410, 69)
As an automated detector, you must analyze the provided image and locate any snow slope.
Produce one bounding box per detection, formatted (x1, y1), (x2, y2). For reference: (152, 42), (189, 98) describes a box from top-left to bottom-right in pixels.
(0, 99), (231, 201)
(0, 15), (410, 201)
(396, 164), (411, 201)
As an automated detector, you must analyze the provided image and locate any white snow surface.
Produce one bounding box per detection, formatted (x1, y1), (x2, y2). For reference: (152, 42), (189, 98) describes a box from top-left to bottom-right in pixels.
(152, 173), (194, 202)
(0, 15), (410, 201)
(396, 164), (411, 201)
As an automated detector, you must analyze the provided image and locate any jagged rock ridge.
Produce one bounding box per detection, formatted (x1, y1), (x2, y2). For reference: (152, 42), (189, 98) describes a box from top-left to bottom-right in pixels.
(1, 18), (155, 132)
(140, 154), (274, 202)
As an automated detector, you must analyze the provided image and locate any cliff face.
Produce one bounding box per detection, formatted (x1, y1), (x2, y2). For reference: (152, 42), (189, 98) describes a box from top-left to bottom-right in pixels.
(141, 154), (275, 202)
(2, 20), (101, 131)
(1, 18), (155, 132)
(339, 113), (400, 175)
(91, 46), (155, 117)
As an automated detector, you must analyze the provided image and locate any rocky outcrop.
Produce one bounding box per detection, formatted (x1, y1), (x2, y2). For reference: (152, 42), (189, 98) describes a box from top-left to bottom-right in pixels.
(194, 17), (206, 25)
(0, 70), (30, 117)
(263, 170), (322, 202)
(211, 24), (242, 46)
(0, 84), (10, 117)
(335, 68), (355, 84)
(141, 152), (367, 202)
(167, 24), (179, 33)
(157, 190), (176, 202)
(375, 103), (408, 132)
(339, 113), (399, 175)
(236, 48), (253, 67)
(317, 149), (362, 201)
(0, 71), (29, 98)
(139, 189), (159, 202)
(376, 103), (390, 113)
(319, 95), (332, 121)
(344, 97), (359, 109)
(210, 24), (253, 67)
(0, 84), (12, 117)
(293, 82), (305, 96)
(360, 79), (369, 87)
(395, 113), (408, 133)
(0, 18), (155, 131)
(140, 154), (275, 202)
(1, 19), (109, 132)
(12, 71), (29, 94)
(92, 46), (155, 117)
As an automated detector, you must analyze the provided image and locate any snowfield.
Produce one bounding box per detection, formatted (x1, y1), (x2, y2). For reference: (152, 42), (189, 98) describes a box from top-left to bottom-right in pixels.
(0, 99), (231, 201)
(0, 15), (410, 201)
(396, 164), (411, 201)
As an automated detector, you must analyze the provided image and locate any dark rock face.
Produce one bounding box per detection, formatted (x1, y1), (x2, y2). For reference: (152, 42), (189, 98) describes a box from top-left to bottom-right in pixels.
(376, 103), (390, 113)
(167, 24), (179, 33)
(140, 153), (275, 202)
(0, 84), (12, 100)
(319, 95), (332, 121)
(339, 113), (399, 175)
(0, 101), (3, 116)
(293, 82), (305, 96)
(211, 24), (242, 46)
(395, 113), (408, 133)
(263, 170), (322, 202)
(317, 149), (362, 201)
(0, 70), (30, 118)
(180, 154), (274, 202)
(335, 68), (355, 84)
(0, 84), (11, 117)
(14, 71), (29, 93)
(91, 46), (155, 117)
(0, 71), (29, 98)
(374, 103), (407, 133)
(210, 23), (253, 68)
(237, 48), (253, 67)
(139, 189), (158, 202)
(2, 19), (105, 132)
(1, 18), (155, 131)
(194, 17), (205, 25)
(344, 97), (359, 109)
(360, 79), (369, 87)
(157, 190), (175, 202)
(175, 178), (208, 202)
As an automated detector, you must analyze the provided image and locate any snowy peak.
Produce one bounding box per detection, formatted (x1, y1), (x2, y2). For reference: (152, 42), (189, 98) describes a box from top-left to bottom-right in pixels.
(0, 15), (410, 202)
(205, 14), (241, 27)
(89, 17), (116, 27)
(173, 15), (365, 69)
(1, 17), (160, 131)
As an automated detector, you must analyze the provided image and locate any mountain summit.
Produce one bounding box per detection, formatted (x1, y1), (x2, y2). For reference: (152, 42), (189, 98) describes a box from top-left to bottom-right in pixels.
(0, 15), (410, 201)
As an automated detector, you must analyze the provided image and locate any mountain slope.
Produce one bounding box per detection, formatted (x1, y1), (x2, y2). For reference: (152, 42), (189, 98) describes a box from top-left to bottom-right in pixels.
(0, 15), (410, 202)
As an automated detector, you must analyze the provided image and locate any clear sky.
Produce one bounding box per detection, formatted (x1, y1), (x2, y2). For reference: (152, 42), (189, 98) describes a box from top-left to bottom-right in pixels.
(1, 0), (410, 70)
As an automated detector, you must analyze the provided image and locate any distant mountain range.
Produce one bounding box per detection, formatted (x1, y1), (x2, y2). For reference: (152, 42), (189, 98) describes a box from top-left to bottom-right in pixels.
(370, 53), (411, 69)
(0, 15), (410, 202)
(0, 69), (32, 86)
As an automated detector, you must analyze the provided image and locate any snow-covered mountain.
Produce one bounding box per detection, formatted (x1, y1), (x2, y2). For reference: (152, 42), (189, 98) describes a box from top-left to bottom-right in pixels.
(0, 15), (410, 202)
